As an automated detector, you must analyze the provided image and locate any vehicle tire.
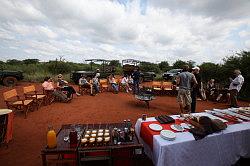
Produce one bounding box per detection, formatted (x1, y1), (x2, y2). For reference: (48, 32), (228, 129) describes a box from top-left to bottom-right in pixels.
(3, 76), (18, 87)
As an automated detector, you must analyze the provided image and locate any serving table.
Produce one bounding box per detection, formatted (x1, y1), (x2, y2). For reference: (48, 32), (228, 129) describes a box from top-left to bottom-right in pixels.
(41, 123), (143, 166)
(135, 112), (250, 166)
(0, 109), (14, 146)
(41, 124), (83, 166)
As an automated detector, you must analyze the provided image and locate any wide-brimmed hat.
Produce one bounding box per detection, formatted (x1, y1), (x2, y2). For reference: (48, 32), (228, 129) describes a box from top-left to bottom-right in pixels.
(58, 74), (63, 78)
(192, 66), (200, 71)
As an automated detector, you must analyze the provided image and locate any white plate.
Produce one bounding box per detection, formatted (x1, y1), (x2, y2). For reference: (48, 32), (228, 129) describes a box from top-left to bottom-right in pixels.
(170, 124), (184, 132)
(160, 130), (176, 141)
(0, 109), (12, 115)
(180, 123), (190, 129)
(149, 124), (163, 131)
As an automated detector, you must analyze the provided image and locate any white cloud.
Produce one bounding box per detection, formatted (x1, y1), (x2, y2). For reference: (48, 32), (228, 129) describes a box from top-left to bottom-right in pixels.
(0, 0), (249, 64)
(245, 40), (250, 49)
(239, 30), (250, 38)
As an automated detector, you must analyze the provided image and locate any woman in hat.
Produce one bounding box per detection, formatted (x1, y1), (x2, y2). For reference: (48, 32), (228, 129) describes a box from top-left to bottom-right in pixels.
(57, 74), (80, 98)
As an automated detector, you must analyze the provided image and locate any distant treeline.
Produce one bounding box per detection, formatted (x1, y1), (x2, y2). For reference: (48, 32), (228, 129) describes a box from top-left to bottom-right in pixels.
(0, 51), (249, 100)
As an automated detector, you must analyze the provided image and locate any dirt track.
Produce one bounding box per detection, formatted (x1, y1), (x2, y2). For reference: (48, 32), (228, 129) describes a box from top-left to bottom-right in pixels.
(0, 82), (249, 166)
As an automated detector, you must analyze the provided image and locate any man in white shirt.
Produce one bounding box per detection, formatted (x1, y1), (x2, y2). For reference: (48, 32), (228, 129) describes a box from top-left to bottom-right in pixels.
(229, 69), (244, 108)
(79, 75), (93, 95)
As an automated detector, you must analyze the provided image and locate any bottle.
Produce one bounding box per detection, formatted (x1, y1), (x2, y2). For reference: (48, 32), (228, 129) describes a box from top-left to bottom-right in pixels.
(112, 128), (118, 145)
(117, 129), (122, 142)
(129, 128), (135, 142)
(127, 119), (131, 131)
(123, 120), (127, 128)
(124, 127), (129, 142)
(69, 129), (78, 147)
(47, 125), (57, 148)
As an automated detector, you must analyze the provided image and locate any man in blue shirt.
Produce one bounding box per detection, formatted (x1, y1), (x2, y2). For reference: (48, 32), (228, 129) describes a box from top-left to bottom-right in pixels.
(132, 67), (140, 94)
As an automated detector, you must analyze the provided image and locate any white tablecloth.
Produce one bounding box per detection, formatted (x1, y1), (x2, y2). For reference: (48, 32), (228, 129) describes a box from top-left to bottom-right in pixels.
(135, 113), (250, 166)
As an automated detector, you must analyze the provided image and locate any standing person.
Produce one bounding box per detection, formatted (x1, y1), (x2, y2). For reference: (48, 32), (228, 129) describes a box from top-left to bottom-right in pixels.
(191, 66), (201, 113)
(95, 69), (100, 78)
(132, 67), (140, 94)
(228, 69), (244, 108)
(176, 65), (197, 114)
(92, 74), (100, 95)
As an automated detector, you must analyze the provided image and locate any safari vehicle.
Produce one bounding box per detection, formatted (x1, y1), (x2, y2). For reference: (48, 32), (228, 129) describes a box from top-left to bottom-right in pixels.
(0, 70), (24, 86)
(162, 69), (182, 80)
(122, 59), (156, 82)
(70, 59), (115, 84)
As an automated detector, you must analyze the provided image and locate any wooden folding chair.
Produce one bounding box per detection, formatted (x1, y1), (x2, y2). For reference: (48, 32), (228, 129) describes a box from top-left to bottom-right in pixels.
(151, 81), (162, 95)
(43, 89), (55, 105)
(3, 89), (35, 118)
(99, 79), (109, 92)
(162, 81), (173, 95)
(119, 78), (128, 92)
(79, 84), (92, 95)
(23, 85), (46, 108)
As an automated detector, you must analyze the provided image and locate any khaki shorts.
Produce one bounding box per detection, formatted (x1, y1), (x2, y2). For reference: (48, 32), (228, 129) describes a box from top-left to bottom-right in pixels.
(177, 89), (192, 107)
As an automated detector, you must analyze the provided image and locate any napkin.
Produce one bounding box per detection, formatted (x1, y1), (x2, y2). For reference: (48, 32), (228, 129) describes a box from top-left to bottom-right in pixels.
(155, 115), (175, 124)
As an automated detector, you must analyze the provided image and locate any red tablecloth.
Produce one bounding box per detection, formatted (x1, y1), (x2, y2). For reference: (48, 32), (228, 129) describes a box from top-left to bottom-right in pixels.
(140, 119), (185, 150)
(6, 112), (14, 143)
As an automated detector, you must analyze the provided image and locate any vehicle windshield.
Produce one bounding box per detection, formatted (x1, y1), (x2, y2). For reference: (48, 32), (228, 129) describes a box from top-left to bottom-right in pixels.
(168, 69), (181, 73)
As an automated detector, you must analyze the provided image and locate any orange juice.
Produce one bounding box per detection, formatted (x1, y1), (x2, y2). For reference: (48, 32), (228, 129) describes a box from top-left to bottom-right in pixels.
(47, 128), (57, 148)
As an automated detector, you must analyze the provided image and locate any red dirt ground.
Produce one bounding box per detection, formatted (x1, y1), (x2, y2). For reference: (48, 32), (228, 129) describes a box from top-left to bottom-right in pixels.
(0, 82), (249, 166)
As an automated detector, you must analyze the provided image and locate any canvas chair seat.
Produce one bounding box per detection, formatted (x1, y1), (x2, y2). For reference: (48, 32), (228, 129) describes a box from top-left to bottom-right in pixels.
(100, 79), (109, 92)
(32, 94), (46, 99)
(151, 81), (163, 95)
(162, 81), (173, 95)
(13, 99), (33, 106)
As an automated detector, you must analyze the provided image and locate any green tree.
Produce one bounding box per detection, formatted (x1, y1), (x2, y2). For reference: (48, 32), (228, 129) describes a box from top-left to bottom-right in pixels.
(6, 59), (22, 65)
(199, 62), (222, 82)
(0, 60), (5, 70)
(46, 61), (73, 74)
(109, 60), (121, 67)
(22, 59), (39, 64)
(172, 60), (187, 69)
(187, 60), (196, 69)
(158, 61), (170, 72)
(139, 62), (160, 73)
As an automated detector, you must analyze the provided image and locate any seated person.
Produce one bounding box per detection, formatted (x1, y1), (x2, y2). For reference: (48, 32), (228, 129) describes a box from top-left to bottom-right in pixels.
(92, 74), (100, 94)
(121, 75), (131, 93)
(79, 75), (93, 95)
(57, 74), (80, 98)
(128, 75), (134, 89)
(108, 74), (119, 93)
(215, 86), (230, 103)
(42, 76), (55, 91)
(42, 76), (69, 102)
(206, 79), (216, 98)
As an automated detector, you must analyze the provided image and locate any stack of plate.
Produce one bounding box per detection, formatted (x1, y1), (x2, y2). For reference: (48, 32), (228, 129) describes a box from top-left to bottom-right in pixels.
(170, 124), (184, 132)
(160, 130), (176, 141)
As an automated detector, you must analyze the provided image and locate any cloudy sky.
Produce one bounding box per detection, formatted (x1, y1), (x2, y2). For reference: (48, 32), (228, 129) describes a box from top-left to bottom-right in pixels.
(0, 0), (249, 64)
